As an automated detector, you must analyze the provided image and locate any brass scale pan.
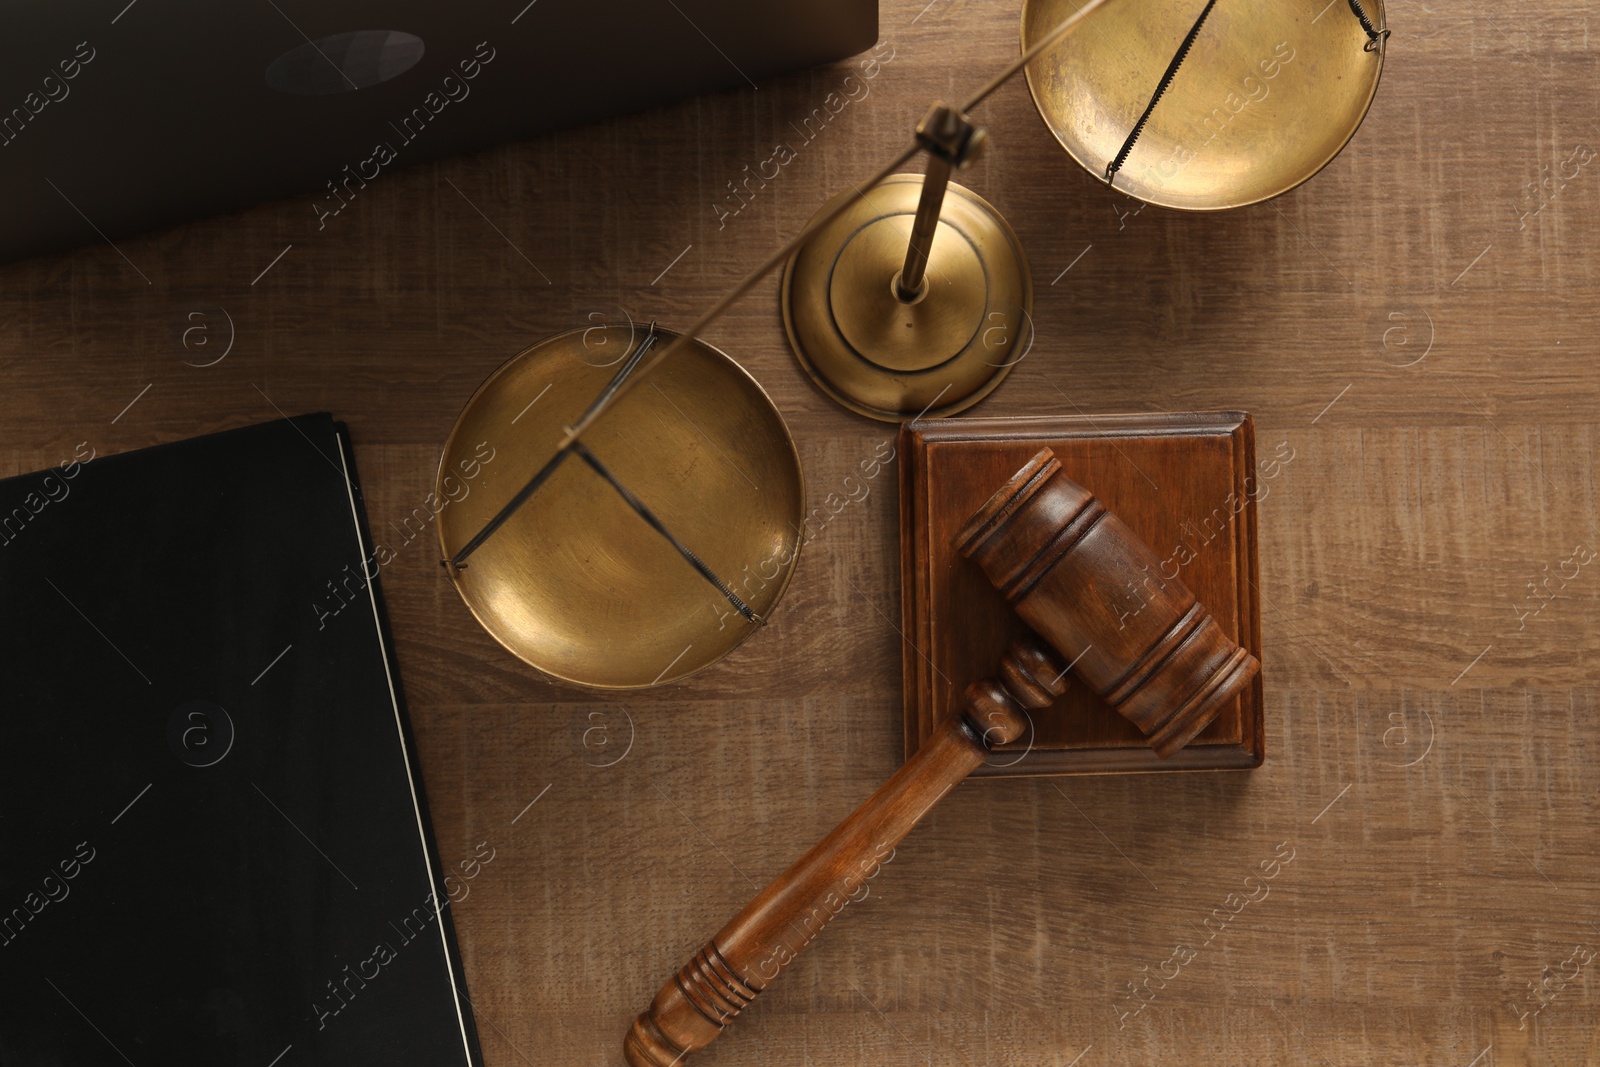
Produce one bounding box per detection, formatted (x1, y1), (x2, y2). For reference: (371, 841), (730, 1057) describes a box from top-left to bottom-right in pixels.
(435, 323), (804, 689)
(1024, 0), (1387, 210)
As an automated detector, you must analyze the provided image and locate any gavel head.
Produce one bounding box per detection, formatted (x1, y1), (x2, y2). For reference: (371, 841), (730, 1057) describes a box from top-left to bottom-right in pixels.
(954, 449), (1259, 757)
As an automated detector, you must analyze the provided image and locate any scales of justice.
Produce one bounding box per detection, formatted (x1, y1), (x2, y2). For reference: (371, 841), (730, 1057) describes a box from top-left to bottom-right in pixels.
(431, 0), (1387, 1062)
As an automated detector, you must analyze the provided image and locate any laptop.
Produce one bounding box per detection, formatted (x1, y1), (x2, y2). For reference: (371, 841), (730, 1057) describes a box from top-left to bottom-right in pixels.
(0, 0), (877, 263)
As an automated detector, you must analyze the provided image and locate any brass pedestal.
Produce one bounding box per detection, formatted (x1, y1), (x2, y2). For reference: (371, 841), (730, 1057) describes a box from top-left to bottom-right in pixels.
(780, 174), (1033, 422)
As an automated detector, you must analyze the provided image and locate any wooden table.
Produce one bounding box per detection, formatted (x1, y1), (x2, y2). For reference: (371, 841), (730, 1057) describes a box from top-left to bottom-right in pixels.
(4, 1), (1596, 1063)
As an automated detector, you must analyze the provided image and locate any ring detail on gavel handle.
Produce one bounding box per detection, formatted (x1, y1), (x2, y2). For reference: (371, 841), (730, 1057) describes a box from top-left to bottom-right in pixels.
(625, 941), (756, 1066)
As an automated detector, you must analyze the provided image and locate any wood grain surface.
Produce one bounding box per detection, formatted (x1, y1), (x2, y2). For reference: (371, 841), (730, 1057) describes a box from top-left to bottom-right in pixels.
(3, 1), (1597, 1065)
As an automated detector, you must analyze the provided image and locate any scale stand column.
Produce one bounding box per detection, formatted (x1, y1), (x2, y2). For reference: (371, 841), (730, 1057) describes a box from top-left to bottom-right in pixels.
(895, 104), (983, 300)
(780, 101), (1034, 423)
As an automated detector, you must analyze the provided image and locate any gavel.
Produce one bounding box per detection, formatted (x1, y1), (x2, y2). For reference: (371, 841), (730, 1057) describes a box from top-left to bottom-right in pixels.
(624, 449), (1261, 1067)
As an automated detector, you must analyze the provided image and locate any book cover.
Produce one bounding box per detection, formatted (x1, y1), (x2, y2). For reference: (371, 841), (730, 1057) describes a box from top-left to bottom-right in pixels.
(0, 414), (482, 1067)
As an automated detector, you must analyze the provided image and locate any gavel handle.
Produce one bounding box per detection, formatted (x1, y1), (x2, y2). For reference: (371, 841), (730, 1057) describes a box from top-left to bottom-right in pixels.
(624, 711), (990, 1066)
(625, 642), (1063, 1067)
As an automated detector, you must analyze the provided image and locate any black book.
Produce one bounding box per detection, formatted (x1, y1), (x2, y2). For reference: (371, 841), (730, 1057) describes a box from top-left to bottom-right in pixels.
(0, 415), (482, 1067)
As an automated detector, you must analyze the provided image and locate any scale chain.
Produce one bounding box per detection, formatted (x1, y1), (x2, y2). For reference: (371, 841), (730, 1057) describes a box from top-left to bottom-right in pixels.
(569, 441), (762, 625)
(1103, 0), (1218, 184)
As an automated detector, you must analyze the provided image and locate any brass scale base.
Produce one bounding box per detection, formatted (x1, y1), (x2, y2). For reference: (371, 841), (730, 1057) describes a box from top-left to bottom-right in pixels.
(781, 173), (1033, 423)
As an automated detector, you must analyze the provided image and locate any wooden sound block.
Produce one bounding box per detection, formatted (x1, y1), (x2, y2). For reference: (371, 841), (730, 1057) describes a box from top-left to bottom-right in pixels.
(898, 412), (1265, 776)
